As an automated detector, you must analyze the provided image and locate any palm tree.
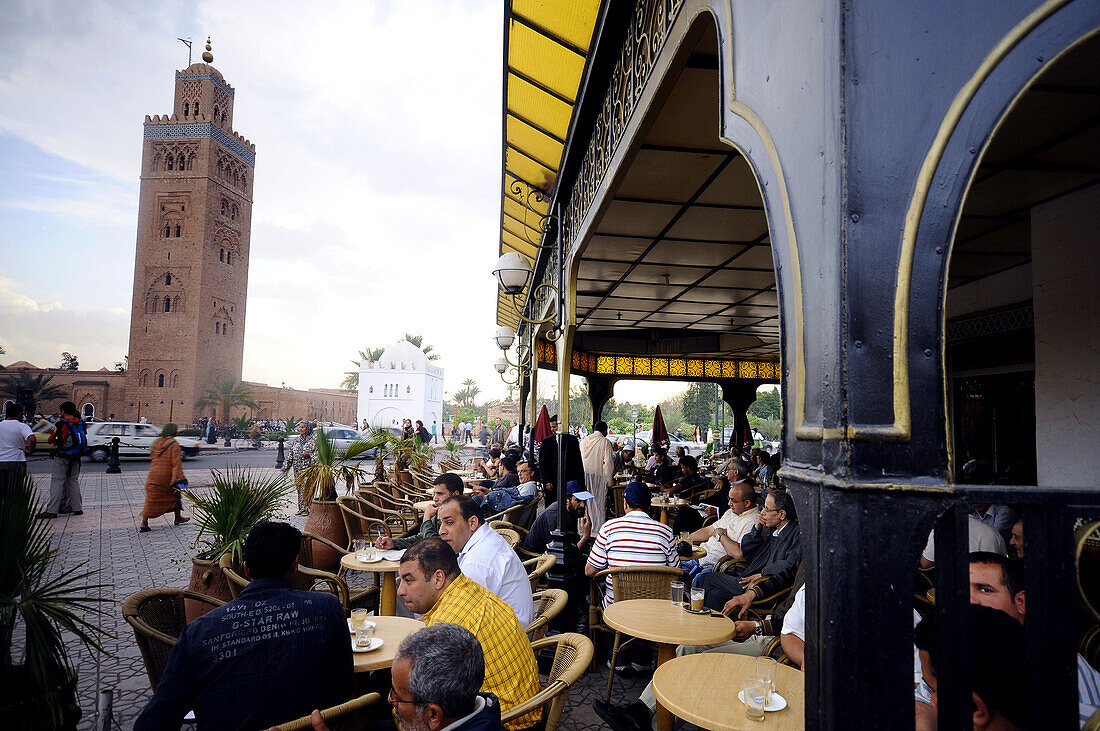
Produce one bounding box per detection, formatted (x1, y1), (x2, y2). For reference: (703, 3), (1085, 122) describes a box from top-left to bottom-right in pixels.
(195, 376), (258, 422)
(0, 371), (68, 414)
(456, 378), (480, 408)
(402, 334), (440, 361)
(342, 347), (386, 390)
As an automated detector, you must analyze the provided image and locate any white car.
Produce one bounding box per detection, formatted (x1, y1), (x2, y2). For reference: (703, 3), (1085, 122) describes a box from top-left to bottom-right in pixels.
(86, 422), (204, 461)
(287, 425), (378, 458)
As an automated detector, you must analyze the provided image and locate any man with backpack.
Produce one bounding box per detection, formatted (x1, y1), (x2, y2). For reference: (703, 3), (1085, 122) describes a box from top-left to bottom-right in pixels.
(38, 401), (87, 519)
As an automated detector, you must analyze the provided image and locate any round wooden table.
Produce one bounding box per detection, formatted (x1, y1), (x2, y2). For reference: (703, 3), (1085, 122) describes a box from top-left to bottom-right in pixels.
(351, 616), (424, 672)
(602, 599), (737, 731)
(652, 653), (804, 730)
(651, 497), (687, 525)
(340, 553), (402, 616)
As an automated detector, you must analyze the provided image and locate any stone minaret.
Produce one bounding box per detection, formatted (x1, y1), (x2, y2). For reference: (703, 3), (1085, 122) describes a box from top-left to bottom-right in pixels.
(125, 42), (256, 424)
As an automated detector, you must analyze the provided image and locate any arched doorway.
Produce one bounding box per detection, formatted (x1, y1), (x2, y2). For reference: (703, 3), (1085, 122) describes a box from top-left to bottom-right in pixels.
(81, 403), (95, 420)
(944, 33), (1100, 487)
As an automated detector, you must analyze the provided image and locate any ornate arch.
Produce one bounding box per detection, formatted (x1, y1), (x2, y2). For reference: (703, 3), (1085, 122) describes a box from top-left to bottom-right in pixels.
(146, 270), (186, 314)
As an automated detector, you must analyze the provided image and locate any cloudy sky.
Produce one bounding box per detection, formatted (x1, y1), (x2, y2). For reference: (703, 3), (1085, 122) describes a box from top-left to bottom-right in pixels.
(0, 0), (688, 406)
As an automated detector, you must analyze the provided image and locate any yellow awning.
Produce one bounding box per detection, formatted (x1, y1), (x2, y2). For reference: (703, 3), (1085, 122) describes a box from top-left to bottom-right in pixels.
(497, 0), (603, 328)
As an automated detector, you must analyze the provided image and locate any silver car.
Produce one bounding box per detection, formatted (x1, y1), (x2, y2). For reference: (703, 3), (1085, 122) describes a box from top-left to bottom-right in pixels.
(86, 422), (203, 461)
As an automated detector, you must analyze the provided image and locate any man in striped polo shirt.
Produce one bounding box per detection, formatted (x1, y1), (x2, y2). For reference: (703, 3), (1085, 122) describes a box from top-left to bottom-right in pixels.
(585, 481), (679, 608)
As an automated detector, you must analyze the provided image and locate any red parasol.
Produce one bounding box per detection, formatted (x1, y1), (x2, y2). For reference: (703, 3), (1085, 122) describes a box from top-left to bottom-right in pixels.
(651, 405), (670, 447)
(533, 405), (552, 444)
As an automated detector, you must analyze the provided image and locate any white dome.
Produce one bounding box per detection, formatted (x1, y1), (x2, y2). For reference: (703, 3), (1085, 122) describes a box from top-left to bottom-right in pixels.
(377, 341), (429, 371)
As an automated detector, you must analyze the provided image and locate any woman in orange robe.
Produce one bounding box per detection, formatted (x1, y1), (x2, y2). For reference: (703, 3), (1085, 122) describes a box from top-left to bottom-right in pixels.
(139, 423), (190, 532)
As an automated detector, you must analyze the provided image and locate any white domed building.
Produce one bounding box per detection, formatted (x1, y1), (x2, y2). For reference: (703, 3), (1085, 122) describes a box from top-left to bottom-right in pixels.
(357, 341), (444, 432)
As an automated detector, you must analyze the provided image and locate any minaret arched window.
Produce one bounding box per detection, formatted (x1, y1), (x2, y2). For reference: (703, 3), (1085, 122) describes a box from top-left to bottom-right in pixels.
(213, 106), (219, 122)
(194, 101), (199, 115)
(164, 298), (171, 313)
(175, 225), (181, 237)
(219, 249), (224, 262)
(164, 273), (171, 285)
(164, 224), (171, 238)
(178, 154), (185, 170)
(184, 102), (189, 116)
(221, 200), (226, 215)
(215, 322), (220, 335)
(221, 111), (226, 125)
(158, 374), (165, 388)
(226, 251), (232, 265)
(166, 156), (173, 171)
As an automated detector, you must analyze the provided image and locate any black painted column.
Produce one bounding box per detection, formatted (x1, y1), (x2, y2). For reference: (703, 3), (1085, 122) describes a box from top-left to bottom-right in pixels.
(586, 375), (616, 425)
(517, 368), (529, 455)
(719, 380), (759, 449)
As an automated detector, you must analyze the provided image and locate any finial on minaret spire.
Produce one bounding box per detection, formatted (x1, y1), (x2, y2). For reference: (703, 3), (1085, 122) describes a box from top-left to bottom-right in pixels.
(202, 37), (214, 63)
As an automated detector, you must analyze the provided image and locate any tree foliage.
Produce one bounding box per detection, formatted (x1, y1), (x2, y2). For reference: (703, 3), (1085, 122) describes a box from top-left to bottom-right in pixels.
(681, 382), (717, 430)
(748, 387), (781, 421)
(0, 371), (68, 406)
(59, 352), (79, 370)
(195, 376), (258, 422)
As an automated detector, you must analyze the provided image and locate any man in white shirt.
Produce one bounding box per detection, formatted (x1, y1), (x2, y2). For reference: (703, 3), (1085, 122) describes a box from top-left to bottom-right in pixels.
(0, 403), (36, 480)
(436, 495), (534, 626)
(681, 481), (760, 586)
(920, 513), (1006, 568)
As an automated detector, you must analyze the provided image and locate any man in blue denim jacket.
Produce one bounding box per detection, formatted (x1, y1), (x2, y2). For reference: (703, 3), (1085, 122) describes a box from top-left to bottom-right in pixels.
(135, 521), (353, 730)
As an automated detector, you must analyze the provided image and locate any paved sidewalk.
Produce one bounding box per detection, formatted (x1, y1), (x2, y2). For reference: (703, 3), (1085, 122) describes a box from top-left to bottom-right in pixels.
(31, 466), (648, 730)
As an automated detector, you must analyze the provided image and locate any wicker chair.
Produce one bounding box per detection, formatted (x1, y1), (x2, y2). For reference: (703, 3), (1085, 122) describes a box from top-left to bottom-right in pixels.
(218, 553), (250, 600)
(588, 565), (685, 699)
(501, 633), (593, 731)
(525, 588), (569, 641)
(300, 531), (380, 615)
(523, 553), (557, 592)
(344, 493), (416, 538)
(760, 634), (795, 666)
(123, 587), (226, 690)
(485, 502), (526, 525)
(274, 692), (382, 731)
(494, 527), (522, 549)
(337, 495), (398, 547)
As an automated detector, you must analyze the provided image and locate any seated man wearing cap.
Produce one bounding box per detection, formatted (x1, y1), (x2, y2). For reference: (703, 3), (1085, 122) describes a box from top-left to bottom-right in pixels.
(585, 482), (678, 608)
(523, 480), (594, 555)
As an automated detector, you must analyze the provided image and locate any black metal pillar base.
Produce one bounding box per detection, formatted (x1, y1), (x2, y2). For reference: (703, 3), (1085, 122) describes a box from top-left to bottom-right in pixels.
(105, 437), (122, 474)
(785, 472), (953, 730)
(719, 380), (760, 450)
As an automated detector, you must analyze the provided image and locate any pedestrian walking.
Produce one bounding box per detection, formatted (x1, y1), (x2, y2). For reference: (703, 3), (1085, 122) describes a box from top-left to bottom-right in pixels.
(249, 421), (262, 449)
(431, 420), (438, 444)
(282, 421), (315, 515)
(416, 420), (431, 445)
(0, 402), (35, 481)
(38, 401), (86, 519)
(138, 423), (191, 532)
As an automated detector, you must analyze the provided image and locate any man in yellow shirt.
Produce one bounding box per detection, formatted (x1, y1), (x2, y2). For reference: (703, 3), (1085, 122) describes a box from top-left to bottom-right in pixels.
(397, 539), (542, 731)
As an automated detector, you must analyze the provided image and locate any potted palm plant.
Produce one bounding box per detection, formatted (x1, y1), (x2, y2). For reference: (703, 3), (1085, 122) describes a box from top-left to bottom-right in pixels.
(0, 473), (110, 728)
(385, 434), (432, 490)
(181, 467), (292, 620)
(300, 428), (389, 570)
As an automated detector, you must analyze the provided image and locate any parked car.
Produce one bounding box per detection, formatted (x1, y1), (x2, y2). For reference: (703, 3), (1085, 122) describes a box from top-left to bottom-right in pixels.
(287, 425), (394, 458)
(86, 422), (204, 461)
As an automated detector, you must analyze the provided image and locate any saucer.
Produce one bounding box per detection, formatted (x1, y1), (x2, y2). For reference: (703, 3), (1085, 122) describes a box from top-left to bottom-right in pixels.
(356, 555), (384, 563)
(351, 637), (384, 653)
(737, 689), (787, 711)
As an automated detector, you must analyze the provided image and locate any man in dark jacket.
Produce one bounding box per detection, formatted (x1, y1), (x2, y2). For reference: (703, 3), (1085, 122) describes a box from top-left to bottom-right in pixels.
(697, 490), (802, 612)
(537, 422), (585, 508)
(136, 522), (352, 731)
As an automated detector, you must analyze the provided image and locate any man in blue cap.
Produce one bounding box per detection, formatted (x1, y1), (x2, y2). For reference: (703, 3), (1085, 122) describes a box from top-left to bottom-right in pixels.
(522, 479), (594, 555)
(585, 481), (678, 608)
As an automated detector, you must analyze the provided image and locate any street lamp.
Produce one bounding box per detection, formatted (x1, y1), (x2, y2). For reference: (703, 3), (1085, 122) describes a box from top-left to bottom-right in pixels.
(495, 326), (516, 350)
(492, 253), (532, 295)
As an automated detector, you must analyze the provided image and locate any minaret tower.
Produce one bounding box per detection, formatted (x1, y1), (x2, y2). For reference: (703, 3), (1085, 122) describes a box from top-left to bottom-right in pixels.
(125, 39), (256, 423)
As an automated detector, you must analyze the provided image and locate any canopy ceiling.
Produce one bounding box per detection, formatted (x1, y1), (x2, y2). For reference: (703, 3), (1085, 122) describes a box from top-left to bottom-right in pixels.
(497, 0), (603, 329)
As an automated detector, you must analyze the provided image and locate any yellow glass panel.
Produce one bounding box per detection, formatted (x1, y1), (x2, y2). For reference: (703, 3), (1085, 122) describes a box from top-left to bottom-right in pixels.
(704, 360), (721, 378)
(721, 360), (738, 378)
(507, 116), (564, 172)
(652, 358), (668, 376)
(508, 22), (584, 103)
(511, 0), (601, 50)
(633, 357), (651, 376)
(506, 148), (557, 192)
(669, 359), (686, 377)
(596, 356), (614, 374)
(507, 74), (572, 141)
(616, 356), (632, 375)
(739, 362), (759, 378)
